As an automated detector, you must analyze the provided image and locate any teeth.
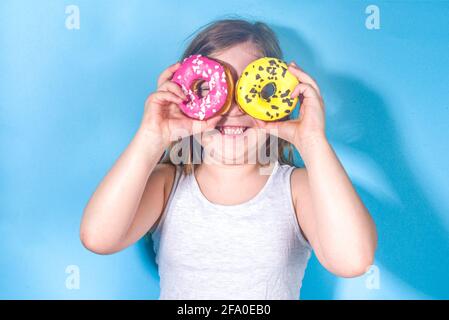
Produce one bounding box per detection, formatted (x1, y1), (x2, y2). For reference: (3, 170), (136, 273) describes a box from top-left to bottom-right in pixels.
(217, 126), (247, 135)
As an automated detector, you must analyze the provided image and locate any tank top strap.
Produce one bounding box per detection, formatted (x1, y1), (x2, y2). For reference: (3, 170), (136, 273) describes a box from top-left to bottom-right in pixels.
(149, 164), (183, 236)
(275, 162), (312, 249)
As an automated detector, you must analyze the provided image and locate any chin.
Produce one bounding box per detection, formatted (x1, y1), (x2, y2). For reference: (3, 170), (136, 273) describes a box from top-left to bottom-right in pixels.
(199, 127), (269, 165)
(201, 141), (249, 164)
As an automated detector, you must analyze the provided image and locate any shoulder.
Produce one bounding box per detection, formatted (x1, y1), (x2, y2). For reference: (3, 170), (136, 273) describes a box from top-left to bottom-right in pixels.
(152, 162), (177, 178)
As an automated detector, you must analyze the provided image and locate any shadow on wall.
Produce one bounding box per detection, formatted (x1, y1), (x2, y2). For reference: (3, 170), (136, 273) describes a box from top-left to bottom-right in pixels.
(275, 25), (449, 299)
(137, 23), (449, 300)
(138, 234), (159, 282)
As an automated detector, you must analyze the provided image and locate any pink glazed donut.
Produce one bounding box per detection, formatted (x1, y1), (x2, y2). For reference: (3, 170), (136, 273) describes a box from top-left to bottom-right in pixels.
(171, 54), (234, 120)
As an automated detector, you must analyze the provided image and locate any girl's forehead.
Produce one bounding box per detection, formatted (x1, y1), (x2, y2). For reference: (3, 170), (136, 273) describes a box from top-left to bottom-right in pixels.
(210, 42), (263, 77)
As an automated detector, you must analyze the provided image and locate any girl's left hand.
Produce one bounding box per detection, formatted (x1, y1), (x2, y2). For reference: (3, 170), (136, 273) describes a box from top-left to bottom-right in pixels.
(256, 61), (326, 149)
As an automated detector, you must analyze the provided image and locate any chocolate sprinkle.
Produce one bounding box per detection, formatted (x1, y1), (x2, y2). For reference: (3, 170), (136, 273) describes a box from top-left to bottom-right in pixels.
(281, 66), (287, 77)
(238, 59), (295, 120)
(282, 98), (293, 107)
(280, 89), (291, 98)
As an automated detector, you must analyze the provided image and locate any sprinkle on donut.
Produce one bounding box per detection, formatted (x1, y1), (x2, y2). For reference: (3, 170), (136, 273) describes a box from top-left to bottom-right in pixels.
(235, 57), (300, 121)
(171, 55), (232, 120)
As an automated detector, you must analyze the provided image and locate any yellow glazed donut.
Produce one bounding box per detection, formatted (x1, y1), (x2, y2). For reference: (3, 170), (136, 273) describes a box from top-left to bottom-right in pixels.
(236, 57), (300, 121)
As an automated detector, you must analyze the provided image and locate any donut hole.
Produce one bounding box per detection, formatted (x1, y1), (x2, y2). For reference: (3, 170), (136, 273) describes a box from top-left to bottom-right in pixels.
(192, 79), (210, 98)
(260, 82), (277, 100)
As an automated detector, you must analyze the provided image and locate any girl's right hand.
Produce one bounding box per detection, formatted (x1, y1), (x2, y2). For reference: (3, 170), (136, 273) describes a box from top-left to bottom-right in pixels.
(140, 62), (222, 147)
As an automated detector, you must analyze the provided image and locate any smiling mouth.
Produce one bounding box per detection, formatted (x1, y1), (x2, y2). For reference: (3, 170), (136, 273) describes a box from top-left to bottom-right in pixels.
(215, 125), (250, 136)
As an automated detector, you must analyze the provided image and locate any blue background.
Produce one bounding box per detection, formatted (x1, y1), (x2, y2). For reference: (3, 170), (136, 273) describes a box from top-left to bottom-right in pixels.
(1, 0), (448, 299)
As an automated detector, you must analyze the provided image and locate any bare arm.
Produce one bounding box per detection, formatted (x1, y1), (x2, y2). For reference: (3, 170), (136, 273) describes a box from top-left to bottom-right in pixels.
(292, 135), (377, 277)
(80, 128), (169, 254)
(257, 61), (377, 277)
(80, 62), (221, 255)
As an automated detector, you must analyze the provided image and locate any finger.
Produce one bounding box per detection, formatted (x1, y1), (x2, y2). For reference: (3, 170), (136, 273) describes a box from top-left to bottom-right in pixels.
(158, 80), (188, 101)
(288, 62), (321, 95)
(254, 119), (281, 135)
(157, 62), (181, 87)
(288, 63), (320, 94)
(204, 114), (223, 130)
(291, 83), (321, 101)
(187, 119), (214, 135)
(148, 91), (184, 106)
(190, 114), (225, 135)
(165, 103), (187, 119)
(254, 119), (270, 129)
(260, 121), (293, 142)
(168, 113), (221, 138)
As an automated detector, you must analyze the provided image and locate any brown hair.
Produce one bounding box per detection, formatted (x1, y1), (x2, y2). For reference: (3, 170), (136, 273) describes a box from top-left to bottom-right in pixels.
(159, 19), (296, 174)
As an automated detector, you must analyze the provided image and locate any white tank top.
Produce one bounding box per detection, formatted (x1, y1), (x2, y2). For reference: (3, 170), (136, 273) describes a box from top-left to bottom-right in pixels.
(150, 161), (312, 299)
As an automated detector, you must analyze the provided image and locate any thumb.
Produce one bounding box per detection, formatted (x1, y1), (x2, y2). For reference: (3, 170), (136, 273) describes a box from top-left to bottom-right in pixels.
(204, 115), (223, 130)
(190, 115), (222, 135)
(255, 119), (279, 132)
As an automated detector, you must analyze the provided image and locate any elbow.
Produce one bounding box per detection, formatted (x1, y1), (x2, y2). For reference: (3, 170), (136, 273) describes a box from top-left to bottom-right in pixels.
(332, 247), (376, 278)
(336, 222), (378, 278)
(80, 207), (121, 255)
(335, 254), (375, 278)
(79, 227), (118, 255)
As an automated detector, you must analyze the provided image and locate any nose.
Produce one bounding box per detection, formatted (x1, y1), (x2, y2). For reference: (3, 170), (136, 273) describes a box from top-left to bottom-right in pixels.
(213, 60), (248, 118)
(224, 72), (246, 117)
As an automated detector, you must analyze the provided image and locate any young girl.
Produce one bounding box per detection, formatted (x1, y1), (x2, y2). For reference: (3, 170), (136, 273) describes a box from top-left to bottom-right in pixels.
(80, 19), (377, 300)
